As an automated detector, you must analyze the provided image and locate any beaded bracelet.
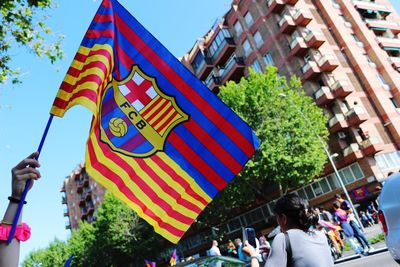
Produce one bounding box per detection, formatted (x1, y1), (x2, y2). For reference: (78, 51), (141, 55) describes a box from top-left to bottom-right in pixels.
(8, 196), (27, 205)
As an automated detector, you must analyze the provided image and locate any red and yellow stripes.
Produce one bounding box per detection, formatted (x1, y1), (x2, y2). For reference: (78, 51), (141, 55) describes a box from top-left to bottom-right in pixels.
(140, 96), (183, 136)
(50, 44), (114, 117)
(86, 116), (212, 243)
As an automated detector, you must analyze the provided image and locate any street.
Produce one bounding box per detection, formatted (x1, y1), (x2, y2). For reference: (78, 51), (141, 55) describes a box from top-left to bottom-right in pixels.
(336, 252), (398, 267)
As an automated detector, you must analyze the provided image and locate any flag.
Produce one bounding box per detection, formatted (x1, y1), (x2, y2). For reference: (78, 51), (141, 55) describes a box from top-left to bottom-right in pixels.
(50, 0), (259, 243)
(170, 249), (178, 266)
(145, 260), (156, 267)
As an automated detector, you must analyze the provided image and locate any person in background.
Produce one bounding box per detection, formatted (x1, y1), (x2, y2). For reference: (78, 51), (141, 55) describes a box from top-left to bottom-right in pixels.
(243, 193), (333, 267)
(234, 238), (249, 262)
(0, 152), (41, 267)
(209, 240), (221, 256)
(227, 240), (237, 258)
(333, 201), (365, 256)
(258, 235), (271, 262)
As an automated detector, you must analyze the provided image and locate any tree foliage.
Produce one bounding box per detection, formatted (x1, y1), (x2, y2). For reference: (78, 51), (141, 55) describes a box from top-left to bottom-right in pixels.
(0, 0), (63, 84)
(197, 66), (329, 224)
(22, 193), (168, 267)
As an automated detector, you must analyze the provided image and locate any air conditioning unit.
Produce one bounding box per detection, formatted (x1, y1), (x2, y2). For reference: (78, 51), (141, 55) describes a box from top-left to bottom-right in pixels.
(338, 132), (346, 139)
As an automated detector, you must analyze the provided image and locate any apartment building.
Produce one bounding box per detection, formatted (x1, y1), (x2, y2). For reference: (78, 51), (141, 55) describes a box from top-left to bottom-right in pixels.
(61, 163), (105, 230)
(179, 0), (400, 255)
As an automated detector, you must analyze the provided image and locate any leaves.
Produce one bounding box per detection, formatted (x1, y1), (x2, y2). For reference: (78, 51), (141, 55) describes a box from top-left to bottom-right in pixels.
(22, 193), (168, 267)
(0, 0), (63, 84)
(197, 66), (329, 225)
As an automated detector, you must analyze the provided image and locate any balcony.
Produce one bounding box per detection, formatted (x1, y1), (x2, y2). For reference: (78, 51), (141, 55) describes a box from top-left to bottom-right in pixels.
(361, 136), (384, 156)
(289, 37), (308, 57)
(77, 180), (84, 193)
(331, 80), (353, 98)
(208, 28), (236, 66)
(376, 37), (400, 50)
(304, 30), (325, 48)
(194, 56), (213, 80)
(328, 114), (348, 133)
(79, 195), (86, 205)
(220, 56), (245, 84)
(292, 9), (312, 27)
(85, 190), (92, 200)
(346, 106), (368, 126)
(314, 86), (334, 106)
(62, 196), (67, 204)
(353, 0), (391, 16)
(81, 207), (88, 217)
(388, 57), (400, 69)
(278, 14), (296, 34)
(365, 19), (400, 35)
(88, 204), (95, 214)
(343, 143), (364, 164)
(301, 61), (320, 80)
(205, 72), (221, 93)
(65, 222), (71, 230)
(316, 54), (339, 72)
(63, 209), (69, 217)
(267, 0), (285, 13)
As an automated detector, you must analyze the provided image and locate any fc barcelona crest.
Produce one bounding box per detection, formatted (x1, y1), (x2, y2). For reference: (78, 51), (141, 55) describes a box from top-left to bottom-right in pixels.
(99, 65), (189, 158)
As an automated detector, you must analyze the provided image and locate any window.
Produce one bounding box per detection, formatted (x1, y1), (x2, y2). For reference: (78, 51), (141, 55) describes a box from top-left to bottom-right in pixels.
(312, 182), (323, 196)
(251, 59), (262, 73)
(297, 188), (308, 200)
(304, 186), (315, 199)
(245, 12), (254, 26)
(376, 73), (389, 90)
(263, 52), (274, 66)
(243, 39), (252, 56)
(191, 52), (205, 71)
(253, 31), (263, 48)
(234, 20), (243, 36)
(375, 151), (400, 171)
(327, 174), (340, 190)
(208, 28), (232, 57)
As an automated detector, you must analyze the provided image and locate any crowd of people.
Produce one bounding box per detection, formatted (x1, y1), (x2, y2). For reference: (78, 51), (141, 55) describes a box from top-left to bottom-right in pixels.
(207, 193), (381, 266)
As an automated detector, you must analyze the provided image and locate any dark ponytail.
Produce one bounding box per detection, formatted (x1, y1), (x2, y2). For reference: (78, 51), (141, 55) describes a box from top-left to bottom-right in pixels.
(274, 193), (319, 231)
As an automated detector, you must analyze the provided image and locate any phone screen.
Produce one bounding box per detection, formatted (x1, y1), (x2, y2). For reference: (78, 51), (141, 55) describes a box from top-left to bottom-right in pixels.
(245, 228), (257, 248)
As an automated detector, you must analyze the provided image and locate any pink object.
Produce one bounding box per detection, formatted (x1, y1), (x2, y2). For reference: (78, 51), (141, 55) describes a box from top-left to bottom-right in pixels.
(0, 223), (31, 242)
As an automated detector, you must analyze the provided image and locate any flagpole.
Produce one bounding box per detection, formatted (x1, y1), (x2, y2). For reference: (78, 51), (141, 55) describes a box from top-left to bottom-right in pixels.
(7, 114), (54, 244)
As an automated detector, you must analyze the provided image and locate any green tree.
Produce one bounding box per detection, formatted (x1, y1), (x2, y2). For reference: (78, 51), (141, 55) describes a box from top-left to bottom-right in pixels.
(23, 193), (168, 267)
(198, 66), (329, 224)
(0, 0), (63, 84)
(22, 238), (69, 267)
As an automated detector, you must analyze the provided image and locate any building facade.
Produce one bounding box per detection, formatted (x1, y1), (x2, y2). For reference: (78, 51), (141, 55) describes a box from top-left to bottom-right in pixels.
(179, 0), (400, 256)
(61, 163), (106, 230)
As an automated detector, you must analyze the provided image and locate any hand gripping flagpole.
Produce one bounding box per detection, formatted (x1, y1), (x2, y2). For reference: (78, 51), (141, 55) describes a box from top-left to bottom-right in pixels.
(7, 114), (54, 244)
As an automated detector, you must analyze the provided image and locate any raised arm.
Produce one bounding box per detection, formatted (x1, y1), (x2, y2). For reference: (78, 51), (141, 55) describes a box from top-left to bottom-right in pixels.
(0, 152), (41, 267)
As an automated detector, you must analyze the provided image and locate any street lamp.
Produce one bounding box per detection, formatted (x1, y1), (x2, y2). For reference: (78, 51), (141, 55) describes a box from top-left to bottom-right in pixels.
(278, 93), (364, 231)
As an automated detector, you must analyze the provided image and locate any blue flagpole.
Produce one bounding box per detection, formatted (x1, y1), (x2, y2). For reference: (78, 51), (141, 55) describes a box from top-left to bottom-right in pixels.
(7, 114), (54, 244)
(64, 255), (74, 267)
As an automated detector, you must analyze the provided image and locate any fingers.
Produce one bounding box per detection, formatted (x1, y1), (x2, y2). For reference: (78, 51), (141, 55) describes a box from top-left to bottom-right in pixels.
(16, 167), (41, 180)
(14, 152), (40, 170)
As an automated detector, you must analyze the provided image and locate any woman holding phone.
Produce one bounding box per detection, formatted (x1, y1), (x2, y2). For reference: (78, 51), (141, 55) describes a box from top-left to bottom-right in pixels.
(243, 193), (333, 267)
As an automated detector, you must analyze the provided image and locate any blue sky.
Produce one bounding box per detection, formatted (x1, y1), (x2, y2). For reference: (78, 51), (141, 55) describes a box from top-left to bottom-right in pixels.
(0, 0), (399, 264)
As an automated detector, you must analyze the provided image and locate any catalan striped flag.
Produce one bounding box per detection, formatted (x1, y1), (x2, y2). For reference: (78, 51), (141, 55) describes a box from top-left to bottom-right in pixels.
(50, 0), (259, 243)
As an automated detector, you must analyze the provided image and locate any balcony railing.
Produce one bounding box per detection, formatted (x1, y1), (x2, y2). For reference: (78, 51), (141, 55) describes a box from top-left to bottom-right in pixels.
(314, 86), (334, 106)
(328, 114), (346, 128)
(343, 143), (361, 157)
(220, 56), (245, 80)
(304, 30), (324, 48)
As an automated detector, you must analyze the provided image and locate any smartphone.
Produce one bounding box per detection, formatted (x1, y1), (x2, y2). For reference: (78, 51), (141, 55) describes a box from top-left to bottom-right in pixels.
(244, 227), (257, 248)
